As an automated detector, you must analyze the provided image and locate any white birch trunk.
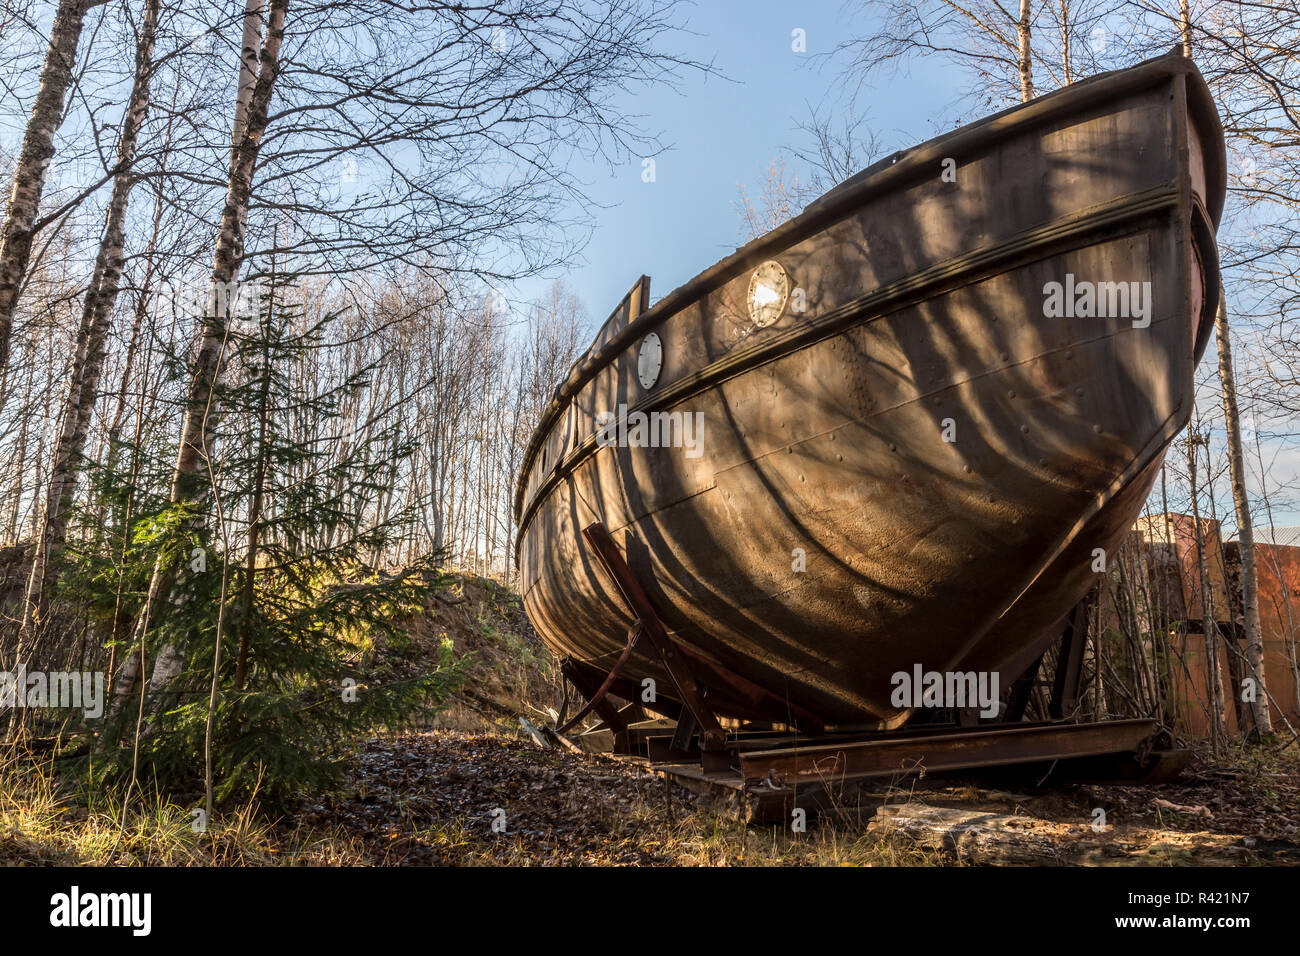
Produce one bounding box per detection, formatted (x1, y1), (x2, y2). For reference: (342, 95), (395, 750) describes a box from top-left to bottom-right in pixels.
(16, 0), (161, 665)
(1215, 294), (1273, 736)
(1017, 0), (1034, 102)
(114, 0), (290, 714)
(0, 0), (104, 391)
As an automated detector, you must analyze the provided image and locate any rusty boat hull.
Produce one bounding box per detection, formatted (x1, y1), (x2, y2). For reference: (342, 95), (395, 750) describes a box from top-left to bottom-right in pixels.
(513, 52), (1226, 729)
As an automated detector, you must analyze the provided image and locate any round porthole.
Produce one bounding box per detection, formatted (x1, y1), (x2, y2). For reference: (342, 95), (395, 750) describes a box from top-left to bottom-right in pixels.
(637, 332), (663, 389)
(748, 259), (789, 328)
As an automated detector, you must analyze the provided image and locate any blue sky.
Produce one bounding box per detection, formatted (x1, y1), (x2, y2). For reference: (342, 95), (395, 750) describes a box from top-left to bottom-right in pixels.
(510, 0), (960, 323)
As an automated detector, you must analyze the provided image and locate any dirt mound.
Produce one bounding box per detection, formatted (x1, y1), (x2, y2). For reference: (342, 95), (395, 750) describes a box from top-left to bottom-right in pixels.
(394, 573), (560, 731)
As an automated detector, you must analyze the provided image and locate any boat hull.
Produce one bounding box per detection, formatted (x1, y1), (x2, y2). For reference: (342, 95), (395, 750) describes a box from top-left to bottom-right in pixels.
(514, 53), (1226, 727)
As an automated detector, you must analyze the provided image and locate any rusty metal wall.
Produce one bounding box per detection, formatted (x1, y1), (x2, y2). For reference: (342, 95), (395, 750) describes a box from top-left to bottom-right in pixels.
(1116, 516), (1300, 735)
(1229, 541), (1300, 728)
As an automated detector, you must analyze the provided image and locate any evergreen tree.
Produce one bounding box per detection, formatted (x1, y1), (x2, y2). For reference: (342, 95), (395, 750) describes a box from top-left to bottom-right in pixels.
(68, 274), (461, 806)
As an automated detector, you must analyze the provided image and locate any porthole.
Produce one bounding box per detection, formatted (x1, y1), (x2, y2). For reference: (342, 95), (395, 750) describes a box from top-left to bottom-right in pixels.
(748, 260), (789, 327)
(638, 332), (663, 389)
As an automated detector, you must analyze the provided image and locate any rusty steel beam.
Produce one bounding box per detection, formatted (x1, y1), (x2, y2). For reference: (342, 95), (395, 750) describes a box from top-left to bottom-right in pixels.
(1049, 591), (1095, 719)
(556, 624), (644, 734)
(739, 718), (1157, 788)
(561, 659), (632, 734)
(582, 522), (728, 750)
(1006, 653), (1045, 722)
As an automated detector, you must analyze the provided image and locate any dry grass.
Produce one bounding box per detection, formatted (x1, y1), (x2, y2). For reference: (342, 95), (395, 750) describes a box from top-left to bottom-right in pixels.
(0, 731), (945, 866)
(7, 726), (1292, 866)
(0, 748), (367, 866)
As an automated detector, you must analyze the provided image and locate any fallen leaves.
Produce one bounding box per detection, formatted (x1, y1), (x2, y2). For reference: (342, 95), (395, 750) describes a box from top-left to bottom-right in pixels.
(286, 729), (694, 865)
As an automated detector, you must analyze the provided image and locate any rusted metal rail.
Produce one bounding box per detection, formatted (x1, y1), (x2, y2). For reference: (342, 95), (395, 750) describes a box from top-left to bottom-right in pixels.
(550, 526), (1187, 820)
(579, 716), (1186, 824)
(734, 718), (1157, 787)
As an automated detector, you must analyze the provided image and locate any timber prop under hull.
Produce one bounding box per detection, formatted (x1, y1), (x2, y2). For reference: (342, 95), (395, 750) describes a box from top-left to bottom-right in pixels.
(513, 51), (1225, 730)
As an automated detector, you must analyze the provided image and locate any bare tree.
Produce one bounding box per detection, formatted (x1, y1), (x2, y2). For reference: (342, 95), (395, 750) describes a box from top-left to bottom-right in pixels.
(838, 0), (1054, 109)
(734, 155), (813, 242)
(16, 0), (162, 666)
(112, 0), (291, 713)
(0, 0), (108, 392)
(1215, 291), (1274, 735)
(790, 101), (884, 191)
(1018, 0), (1035, 99)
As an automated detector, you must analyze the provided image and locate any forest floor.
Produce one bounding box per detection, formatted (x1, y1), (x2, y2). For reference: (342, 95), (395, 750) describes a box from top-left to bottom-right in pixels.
(3, 572), (1299, 865)
(290, 574), (1300, 866)
(275, 726), (1300, 865)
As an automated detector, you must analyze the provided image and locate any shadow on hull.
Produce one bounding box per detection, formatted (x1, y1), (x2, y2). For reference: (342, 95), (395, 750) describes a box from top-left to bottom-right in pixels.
(514, 51), (1226, 728)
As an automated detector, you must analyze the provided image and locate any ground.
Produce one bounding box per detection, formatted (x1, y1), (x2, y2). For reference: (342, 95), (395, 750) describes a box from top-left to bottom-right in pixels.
(2, 572), (1299, 866)
(287, 730), (698, 865)
(270, 728), (1298, 866)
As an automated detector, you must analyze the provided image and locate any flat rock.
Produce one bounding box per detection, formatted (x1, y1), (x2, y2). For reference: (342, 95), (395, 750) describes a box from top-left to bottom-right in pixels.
(868, 801), (1293, 865)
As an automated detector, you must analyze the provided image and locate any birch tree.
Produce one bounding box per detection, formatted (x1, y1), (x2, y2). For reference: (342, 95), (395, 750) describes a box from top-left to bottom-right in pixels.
(1215, 293), (1274, 735)
(15, 0), (162, 666)
(1175, 0), (1278, 738)
(111, 0), (290, 715)
(0, 0), (108, 392)
(1018, 0), (1035, 99)
(839, 0), (1050, 107)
